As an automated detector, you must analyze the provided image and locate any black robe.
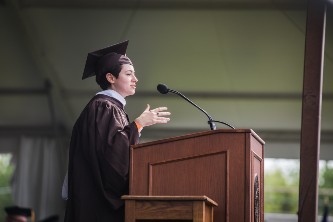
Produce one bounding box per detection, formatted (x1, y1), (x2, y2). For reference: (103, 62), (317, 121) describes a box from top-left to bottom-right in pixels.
(64, 94), (139, 222)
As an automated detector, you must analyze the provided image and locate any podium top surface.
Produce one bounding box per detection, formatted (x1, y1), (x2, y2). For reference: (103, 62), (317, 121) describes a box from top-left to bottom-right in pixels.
(133, 129), (265, 149)
(121, 195), (218, 206)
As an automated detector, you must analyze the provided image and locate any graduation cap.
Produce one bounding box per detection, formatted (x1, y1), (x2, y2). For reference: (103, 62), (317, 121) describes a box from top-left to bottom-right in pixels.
(82, 40), (132, 80)
(39, 215), (59, 222)
(4, 206), (33, 217)
(4, 206), (35, 222)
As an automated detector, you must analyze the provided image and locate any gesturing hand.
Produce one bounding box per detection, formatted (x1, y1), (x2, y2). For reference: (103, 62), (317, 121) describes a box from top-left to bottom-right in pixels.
(135, 104), (171, 128)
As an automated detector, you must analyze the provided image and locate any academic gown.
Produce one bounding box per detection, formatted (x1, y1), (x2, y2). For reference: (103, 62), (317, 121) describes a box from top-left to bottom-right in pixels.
(64, 94), (139, 222)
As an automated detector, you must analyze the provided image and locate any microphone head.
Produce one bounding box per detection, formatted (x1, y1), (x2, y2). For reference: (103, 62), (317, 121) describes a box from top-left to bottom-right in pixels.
(157, 84), (169, 94)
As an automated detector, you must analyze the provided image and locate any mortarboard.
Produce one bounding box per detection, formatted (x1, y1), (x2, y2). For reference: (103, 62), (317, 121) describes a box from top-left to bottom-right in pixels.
(39, 215), (59, 222)
(4, 206), (33, 217)
(4, 205), (35, 222)
(82, 40), (132, 80)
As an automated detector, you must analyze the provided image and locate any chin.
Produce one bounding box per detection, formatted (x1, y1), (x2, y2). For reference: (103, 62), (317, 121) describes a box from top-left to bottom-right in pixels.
(127, 90), (136, 96)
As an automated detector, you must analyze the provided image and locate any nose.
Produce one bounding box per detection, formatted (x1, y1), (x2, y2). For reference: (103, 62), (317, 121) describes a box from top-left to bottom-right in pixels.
(133, 75), (138, 82)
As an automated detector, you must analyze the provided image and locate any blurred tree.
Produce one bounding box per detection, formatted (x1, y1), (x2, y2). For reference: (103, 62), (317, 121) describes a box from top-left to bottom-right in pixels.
(319, 161), (333, 217)
(0, 154), (14, 222)
(265, 159), (333, 217)
(265, 165), (299, 214)
(320, 161), (333, 188)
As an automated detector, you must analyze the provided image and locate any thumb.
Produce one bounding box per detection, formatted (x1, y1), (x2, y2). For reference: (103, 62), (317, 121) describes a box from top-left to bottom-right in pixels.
(144, 104), (150, 112)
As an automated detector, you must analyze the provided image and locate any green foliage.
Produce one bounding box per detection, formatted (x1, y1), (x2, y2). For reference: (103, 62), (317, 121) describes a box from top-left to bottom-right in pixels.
(0, 154), (14, 222)
(0, 154), (14, 185)
(318, 161), (333, 215)
(264, 168), (299, 213)
(320, 162), (333, 188)
(265, 159), (333, 216)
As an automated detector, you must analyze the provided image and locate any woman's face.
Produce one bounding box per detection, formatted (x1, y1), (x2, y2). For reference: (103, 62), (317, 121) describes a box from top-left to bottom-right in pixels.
(108, 64), (138, 97)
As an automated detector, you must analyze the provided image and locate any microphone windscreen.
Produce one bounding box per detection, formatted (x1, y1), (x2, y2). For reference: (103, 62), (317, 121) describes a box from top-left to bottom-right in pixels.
(157, 84), (169, 94)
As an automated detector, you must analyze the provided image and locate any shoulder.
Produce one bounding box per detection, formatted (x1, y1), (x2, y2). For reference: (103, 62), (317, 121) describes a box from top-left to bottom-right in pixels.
(87, 94), (124, 111)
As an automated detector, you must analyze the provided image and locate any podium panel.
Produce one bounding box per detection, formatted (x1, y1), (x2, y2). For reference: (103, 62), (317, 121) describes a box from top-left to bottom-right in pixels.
(130, 129), (264, 222)
(122, 195), (218, 222)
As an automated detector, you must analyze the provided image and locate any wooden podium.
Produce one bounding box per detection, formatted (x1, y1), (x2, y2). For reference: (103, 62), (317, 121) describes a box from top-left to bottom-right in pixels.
(129, 129), (264, 222)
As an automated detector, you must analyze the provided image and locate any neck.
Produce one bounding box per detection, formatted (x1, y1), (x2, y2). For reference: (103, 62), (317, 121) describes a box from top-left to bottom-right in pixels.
(96, 89), (126, 106)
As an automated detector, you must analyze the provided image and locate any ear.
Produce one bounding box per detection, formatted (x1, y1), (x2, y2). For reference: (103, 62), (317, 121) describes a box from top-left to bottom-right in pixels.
(106, 73), (116, 84)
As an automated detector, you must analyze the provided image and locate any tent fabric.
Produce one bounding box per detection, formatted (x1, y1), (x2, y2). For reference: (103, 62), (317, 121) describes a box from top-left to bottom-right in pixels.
(10, 136), (67, 221)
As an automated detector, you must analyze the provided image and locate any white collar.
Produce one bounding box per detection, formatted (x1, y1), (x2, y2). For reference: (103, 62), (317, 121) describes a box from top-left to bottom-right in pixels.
(96, 89), (126, 106)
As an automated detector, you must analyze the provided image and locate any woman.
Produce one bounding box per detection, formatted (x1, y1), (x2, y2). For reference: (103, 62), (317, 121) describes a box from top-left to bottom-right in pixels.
(64, 40), (170, 222)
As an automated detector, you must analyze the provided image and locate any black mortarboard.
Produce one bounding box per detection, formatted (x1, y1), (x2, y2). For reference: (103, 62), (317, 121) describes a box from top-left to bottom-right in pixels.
(39, 215), (59, 222)
(82, 40), (132, 80)
(4, 206), (33, 217)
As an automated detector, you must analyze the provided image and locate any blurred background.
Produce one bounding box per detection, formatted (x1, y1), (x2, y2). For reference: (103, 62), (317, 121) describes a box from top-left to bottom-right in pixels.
(0, 0), (332, 221)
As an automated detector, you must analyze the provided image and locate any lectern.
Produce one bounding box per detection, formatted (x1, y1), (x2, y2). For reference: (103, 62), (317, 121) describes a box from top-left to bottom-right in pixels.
(129, 129), (264, 222)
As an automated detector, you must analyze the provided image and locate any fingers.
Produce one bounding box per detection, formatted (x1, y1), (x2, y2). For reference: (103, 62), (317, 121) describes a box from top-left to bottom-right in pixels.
(136, 105), (171, 127)
(150, 107), (170, 121)
(156, 111), (171, 117)
(150, 107), (167, 112)
(150, 107), (168, 113)
(154, 110), (170, 124)
(152, 115), (170, 124)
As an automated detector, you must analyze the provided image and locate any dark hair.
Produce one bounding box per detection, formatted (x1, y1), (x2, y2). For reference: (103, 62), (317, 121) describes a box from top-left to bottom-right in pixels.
(95, 63), (122, 90)
(95, 54), (132, 90)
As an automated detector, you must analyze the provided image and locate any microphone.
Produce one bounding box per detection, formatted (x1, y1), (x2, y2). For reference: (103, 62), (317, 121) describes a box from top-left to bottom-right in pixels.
(157, 84), (235, 130)
(157, 84), (169, 94)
